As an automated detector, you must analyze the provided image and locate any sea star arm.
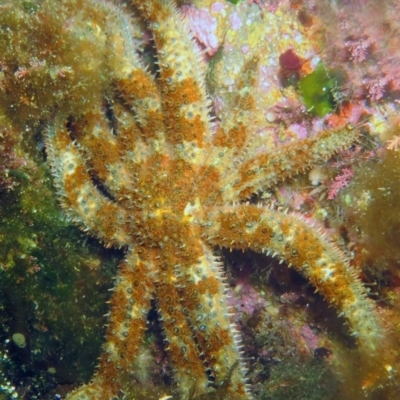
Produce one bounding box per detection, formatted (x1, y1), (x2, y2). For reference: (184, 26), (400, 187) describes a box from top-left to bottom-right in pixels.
(155, 278), (211, 397)
(66, 249), (155, 399)
(221, 124), (360, 201)
(211, 56), (263, 158)
(145, 237), (250, 399)
(132, 0), (213, 154)
(106, 13), (166, 143)
(176, 243), (251, 399)
(67, 104), (152, 205)
(44, 119), (131, 247)
(198, 204), (381, 350)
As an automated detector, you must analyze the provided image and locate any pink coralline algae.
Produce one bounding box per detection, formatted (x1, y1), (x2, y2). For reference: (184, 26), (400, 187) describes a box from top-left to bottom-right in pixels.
(181, 5), (219, 56)
(229, 12), (242, 31)
(288, 122), (309, 140)
(228, 279), (268, 324)
(299, 324), (320, 353)
(211, 2), (225, 13)
(327, 168), (354, 200)
(310, 0), (400, 101)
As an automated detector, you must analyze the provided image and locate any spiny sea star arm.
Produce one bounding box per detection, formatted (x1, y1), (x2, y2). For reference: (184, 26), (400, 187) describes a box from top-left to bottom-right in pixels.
(44, 119), (130, 247)
(221, 124), (359, 201)
(176, 243), (251, 399)
(211, 56), (262, 158)
(198, 204), (381, 350)
(156, 279), (211, 397)
(132, 0), (213, 152)
(106, 9), (166, 142)
(68, 105), (151, 205)
(66, 249), (154, 399)
(148, 240), (213, 397)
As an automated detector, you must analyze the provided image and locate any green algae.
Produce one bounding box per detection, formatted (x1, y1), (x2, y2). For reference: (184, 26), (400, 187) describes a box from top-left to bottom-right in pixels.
(0, 133), (119, 398)
(299, 62), (336, 117)
(259, 357), (338, 400)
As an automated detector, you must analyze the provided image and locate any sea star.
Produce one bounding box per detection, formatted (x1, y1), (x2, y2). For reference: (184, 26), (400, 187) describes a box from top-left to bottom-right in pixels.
(3, 0), (381, 399)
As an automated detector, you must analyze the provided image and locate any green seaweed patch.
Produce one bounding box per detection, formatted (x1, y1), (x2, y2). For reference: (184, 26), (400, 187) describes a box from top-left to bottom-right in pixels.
(226, 0), (241, 4)
(22, 0), (39, 13)
(259, 357), (338, 400)
(299, 62), (336, 117)
(0, 147), (119, 398)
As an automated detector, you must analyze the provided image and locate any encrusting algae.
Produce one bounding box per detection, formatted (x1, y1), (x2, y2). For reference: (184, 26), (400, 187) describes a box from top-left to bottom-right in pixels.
(0, 0), (398, 399)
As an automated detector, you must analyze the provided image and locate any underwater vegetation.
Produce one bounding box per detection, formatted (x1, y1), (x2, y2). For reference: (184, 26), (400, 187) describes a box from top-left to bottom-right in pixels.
(0, 0), (399, 399)
(0, 132), (118, 398)
(299, 62), (336, 117)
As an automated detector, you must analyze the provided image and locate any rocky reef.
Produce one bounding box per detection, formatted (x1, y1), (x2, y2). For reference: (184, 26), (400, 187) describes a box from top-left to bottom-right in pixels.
(0, 1), (400, 399)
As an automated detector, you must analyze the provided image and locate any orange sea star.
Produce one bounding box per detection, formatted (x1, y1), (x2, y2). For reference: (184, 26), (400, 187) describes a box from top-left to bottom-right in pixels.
(0, 0), (382, 399)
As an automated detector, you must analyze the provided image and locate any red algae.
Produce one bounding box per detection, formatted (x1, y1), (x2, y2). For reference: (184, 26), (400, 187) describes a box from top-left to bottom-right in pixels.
(279, 49), (302, 71)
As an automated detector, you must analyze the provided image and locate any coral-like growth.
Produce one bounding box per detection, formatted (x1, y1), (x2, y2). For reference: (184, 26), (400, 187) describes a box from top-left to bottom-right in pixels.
(307, 0), (400, 102)
(328, 168), (354, 200)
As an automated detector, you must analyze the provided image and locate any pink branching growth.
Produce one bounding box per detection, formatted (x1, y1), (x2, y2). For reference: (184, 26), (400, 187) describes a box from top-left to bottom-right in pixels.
(180, 4), (219, 56)
(309, 0), (400, 102)
(227, 277), (267, 324)
(267, 98), (307, 127)
(327, 168), (354, 200)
